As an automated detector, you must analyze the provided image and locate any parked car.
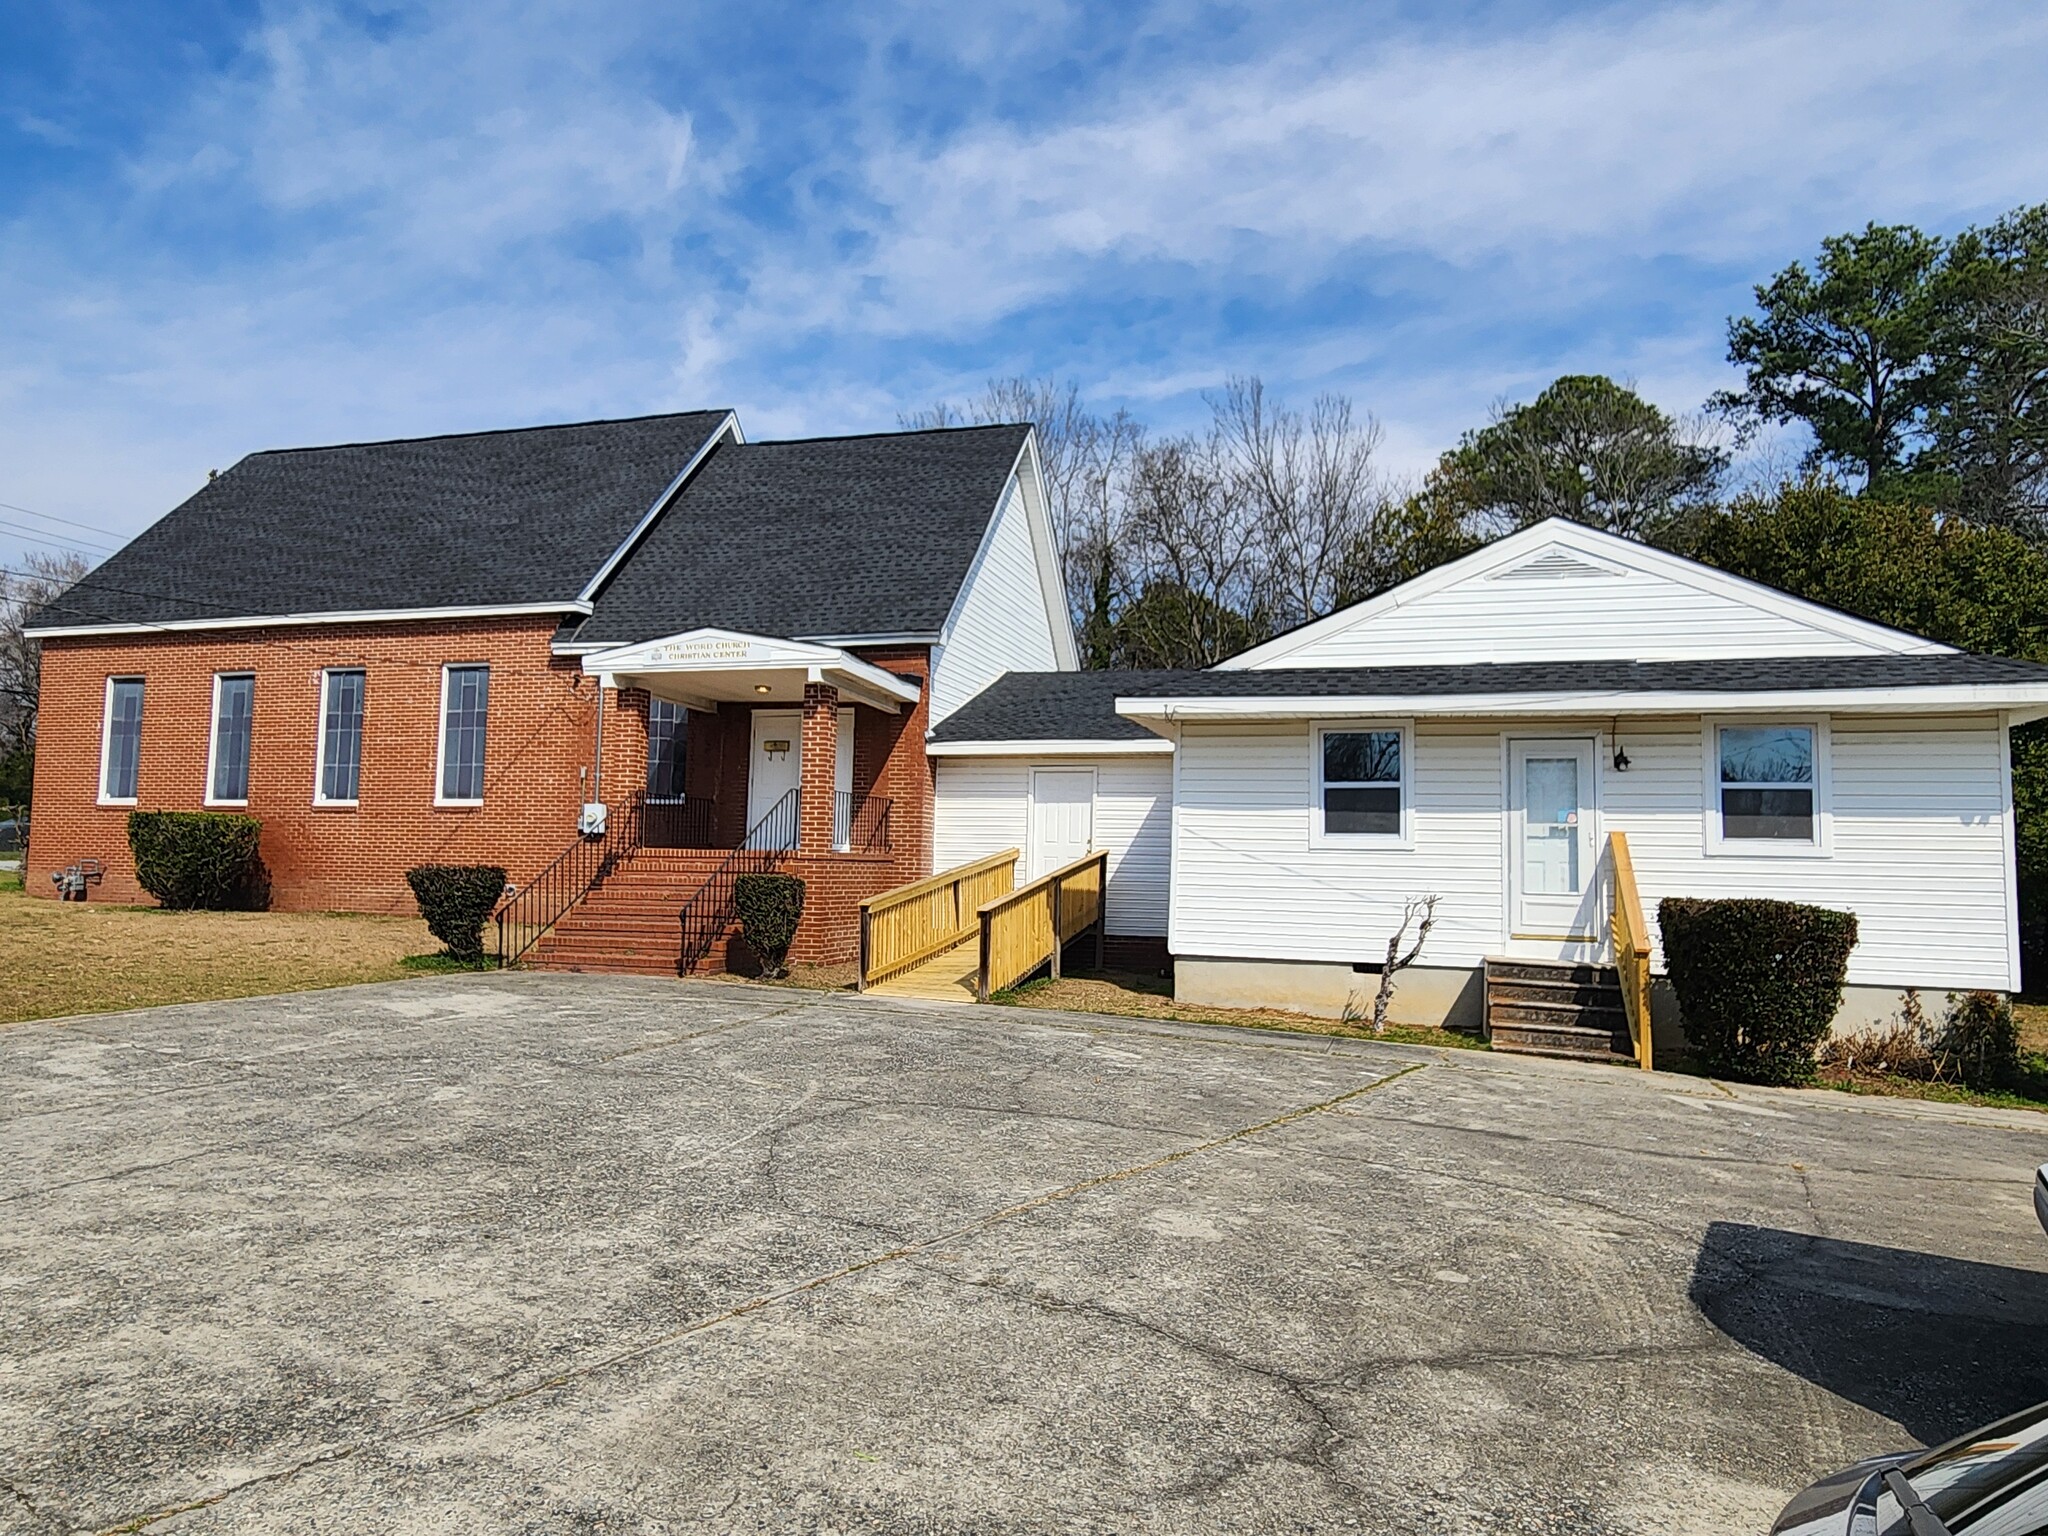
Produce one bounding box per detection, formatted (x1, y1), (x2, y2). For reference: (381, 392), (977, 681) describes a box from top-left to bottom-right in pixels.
(2035, 1163), (2048, 1239)
(1772, 1398), (2048, 1533)
(0, 816), (23, 855)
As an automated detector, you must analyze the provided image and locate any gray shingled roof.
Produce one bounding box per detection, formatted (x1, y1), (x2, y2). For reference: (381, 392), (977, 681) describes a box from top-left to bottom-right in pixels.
(562, 424), (1031, 646)
(930, 655), (2048, 743)
(30, 413), (732, 630)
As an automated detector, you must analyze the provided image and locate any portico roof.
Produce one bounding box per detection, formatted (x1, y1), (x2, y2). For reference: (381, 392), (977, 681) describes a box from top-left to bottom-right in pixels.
(581, 628), (922, 713)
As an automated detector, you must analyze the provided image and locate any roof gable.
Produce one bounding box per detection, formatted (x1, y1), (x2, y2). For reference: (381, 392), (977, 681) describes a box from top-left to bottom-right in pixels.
(1217, 519), (1955, 670)
(30, 411), (733, 633)
(567, 424), (1033, 647)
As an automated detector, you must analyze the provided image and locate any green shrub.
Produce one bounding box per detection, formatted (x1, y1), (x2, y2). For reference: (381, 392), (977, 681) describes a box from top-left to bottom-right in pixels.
(127, 810), (264, 910)
(1659, 896), (1859, 1085)
(405, 864), (508, 962)
(1939, 990), (2020, 1090)
(734, 872), (805, 978)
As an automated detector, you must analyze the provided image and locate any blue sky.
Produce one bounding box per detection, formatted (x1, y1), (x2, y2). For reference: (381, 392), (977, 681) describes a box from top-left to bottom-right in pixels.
(6, 0), (2048, 569)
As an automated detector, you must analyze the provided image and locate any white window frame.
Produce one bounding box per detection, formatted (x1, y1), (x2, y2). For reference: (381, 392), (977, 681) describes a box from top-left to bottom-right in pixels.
(98, 675), (144, 806)
(313, 668), (365, 808)
(434, 663), (489, 808)
(204, 673), (255, 807)
(1310, 719), (1414, 849)
(1701, 715), (1831, 858)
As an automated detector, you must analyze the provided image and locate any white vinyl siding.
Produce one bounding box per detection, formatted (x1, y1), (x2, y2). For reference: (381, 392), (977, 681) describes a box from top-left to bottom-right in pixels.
(929, 475), (1060, 724)
(1240, 559), (1928, 668)
(1168, 713), (2017, 993)
(935, 755), (1172, 936)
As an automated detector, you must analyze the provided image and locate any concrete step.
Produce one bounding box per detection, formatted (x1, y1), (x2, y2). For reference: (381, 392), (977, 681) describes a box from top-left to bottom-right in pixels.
(1484, 958), (1611, 987)
(1488, 997), (1627, 1032)
(1487, 977), (1623, 1008)
(1488, 1019), (1633, 1062)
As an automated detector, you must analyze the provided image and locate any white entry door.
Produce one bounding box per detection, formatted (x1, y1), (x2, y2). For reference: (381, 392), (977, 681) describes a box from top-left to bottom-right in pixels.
(1029, 768), (1095, 878)
(1507, 738), (1599, 949)
(746, 709), (802, 848)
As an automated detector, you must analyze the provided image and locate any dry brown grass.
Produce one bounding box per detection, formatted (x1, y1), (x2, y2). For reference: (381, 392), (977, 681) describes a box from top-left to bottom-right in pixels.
(1, 879), (434, 1026)
(993, 970), (1490, 1052)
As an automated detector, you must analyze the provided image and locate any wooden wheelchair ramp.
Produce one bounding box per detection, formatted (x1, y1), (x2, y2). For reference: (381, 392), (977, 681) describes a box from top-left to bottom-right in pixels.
(859, 848), (1108, 1004)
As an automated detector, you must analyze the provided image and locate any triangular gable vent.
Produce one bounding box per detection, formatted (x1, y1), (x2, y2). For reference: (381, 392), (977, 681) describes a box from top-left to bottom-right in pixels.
(1488, 545), (1624, 582)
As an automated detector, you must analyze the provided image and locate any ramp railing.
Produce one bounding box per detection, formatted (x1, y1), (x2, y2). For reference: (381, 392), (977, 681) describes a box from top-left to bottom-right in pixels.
(858, 848), (1018, 990)
(976, 850), (1107, 1002)
(1607, 830), (1654, 1071)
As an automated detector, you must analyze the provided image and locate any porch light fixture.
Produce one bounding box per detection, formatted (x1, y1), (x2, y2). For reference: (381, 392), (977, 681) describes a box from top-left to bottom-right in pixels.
(1610, 718), (1630, 773)
(754, 684), (772, 694)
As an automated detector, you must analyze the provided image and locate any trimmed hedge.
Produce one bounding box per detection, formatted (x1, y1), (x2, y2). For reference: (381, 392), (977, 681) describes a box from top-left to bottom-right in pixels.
(127, 810), (263, 910)
(406, 864), (508, 962)
(1659, 896), (1859, 1085)
(734, 872), (805, 978)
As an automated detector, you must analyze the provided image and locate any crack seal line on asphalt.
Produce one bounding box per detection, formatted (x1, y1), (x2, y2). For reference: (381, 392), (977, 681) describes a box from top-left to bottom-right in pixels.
(84, 1061), (1427, 1535)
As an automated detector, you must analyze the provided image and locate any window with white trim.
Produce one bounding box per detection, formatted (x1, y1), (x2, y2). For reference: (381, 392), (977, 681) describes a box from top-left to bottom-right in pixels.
(101, 677), (144, 803)
(647, 698), (687, 799)
(1316, 725), (1406, 839)
(1716, 724), (1816, 842)
(438, 664), (489, 803)
(208, 674), (254, 804)
(317, 670), (365, 805)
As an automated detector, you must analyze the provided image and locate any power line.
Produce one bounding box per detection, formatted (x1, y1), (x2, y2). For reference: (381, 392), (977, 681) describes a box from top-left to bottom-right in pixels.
(0, 519), (118, 557)
(0, 498), (131, 544)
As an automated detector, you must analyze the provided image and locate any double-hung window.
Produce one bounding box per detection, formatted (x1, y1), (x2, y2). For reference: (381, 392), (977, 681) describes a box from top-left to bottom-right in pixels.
(1711, 722), (1825, 851)
(438, 664), (489, 804)
(1315, 724), (1409, 843)
(100, 677), (144, 804)
(208, 674), (254, 804)
(647, 698), (687, 799)
(316, 670), (365, 805)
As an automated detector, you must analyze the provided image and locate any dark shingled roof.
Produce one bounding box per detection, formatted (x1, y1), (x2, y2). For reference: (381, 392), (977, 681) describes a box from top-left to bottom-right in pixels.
(563, 424), (1031, 646)
(931, 655), (2048, 743)
(32, 412), (732, 630)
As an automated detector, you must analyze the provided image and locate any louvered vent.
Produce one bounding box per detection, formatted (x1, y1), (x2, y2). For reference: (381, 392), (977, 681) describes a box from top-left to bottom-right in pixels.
(1489, 547), (1622, 581)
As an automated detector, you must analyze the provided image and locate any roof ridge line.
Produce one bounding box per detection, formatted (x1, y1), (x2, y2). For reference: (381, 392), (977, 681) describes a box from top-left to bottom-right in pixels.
(744, 423), (1031, 448)
(246, 409), (735, 458)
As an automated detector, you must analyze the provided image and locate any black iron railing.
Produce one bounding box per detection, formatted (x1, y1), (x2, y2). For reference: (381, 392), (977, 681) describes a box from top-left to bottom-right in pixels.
(495, 814), (630, 966)
(637, 795), (720, 849)
(678, 789), (800, 972)
(833, 792), (893, 853)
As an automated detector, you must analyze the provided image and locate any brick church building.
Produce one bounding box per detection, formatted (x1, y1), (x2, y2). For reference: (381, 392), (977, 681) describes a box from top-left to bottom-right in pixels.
(25, 409), (1074, 970)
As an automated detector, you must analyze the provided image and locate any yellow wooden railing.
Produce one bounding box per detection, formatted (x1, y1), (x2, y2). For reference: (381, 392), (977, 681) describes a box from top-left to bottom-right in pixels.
(858, 848), (1018, 989)
(1608, 830), (1654, 1071)
(976, 850), (1108, 1001)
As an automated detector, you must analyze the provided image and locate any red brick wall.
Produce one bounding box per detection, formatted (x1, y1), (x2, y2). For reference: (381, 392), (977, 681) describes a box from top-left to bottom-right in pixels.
(29, 616), (601, 912)
(30, 627), (941, 933)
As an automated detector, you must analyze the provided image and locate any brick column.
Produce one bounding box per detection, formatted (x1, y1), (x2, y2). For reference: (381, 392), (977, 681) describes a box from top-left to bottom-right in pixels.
(798, 681), (839, 853)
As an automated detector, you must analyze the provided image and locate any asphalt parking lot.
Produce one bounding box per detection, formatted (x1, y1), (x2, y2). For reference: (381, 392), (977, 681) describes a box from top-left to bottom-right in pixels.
(5, 973), (2048, 1535)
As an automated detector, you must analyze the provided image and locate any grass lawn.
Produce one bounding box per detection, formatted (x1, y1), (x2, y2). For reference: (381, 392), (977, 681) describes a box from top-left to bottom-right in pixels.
(0, 874), (439, 1026)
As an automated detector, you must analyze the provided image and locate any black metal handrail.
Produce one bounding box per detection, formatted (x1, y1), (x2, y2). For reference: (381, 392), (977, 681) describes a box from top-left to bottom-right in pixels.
(637, 794), (720, 849)
(833, 791), (893, 853)
(677, 789), (800, 972)
(495, 813), (631, 966)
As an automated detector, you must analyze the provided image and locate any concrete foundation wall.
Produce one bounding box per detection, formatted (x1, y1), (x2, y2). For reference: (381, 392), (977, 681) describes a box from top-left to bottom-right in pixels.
(1180, 956), (1936, 1045)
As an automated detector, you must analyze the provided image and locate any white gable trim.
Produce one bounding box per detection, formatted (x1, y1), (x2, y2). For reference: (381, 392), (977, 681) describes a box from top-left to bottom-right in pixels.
(581, 626), (921, 713)
(935, 429), (1080, 671)
(1214, 519), (1955, 670)
(576, 410), (742, 604)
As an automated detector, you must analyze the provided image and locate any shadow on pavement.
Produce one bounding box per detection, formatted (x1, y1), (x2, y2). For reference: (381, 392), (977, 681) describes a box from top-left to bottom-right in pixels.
(1691, 1221), (2048, 1446)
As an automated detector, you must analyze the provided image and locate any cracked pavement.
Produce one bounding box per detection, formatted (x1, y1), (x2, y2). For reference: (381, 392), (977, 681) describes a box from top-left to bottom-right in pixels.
(4, 973), (2048, 1534)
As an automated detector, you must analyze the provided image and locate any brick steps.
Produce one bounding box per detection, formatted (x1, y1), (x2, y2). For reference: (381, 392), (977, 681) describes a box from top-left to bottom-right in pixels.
(524, 845), (732, 976)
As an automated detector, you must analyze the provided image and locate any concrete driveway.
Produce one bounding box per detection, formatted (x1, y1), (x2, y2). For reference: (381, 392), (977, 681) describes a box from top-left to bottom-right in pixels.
(5, 975), (2048, 1535)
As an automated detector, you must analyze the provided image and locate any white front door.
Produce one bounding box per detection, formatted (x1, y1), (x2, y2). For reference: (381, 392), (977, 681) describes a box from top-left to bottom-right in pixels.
(746, 709), (802, 848)
(1507, 737), (1599, 952)
(1029, 768), (1095, 878)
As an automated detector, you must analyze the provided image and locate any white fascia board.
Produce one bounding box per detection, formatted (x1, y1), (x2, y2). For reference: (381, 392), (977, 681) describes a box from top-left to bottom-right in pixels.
(27, 600), (590, 640)
(1116, 685), (2048, 722)
(924, 737), (1174, 756)
(575, 411), (740, 604)
(1214, 518), (1955, 669)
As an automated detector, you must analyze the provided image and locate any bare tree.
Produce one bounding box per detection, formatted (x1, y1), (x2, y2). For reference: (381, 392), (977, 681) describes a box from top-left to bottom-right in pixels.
(1208, 375), (1387, 629)
(1368, 895), (1440, 1035)
(1, 551), (89, 759)
(1115, 433), (1268, 667)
